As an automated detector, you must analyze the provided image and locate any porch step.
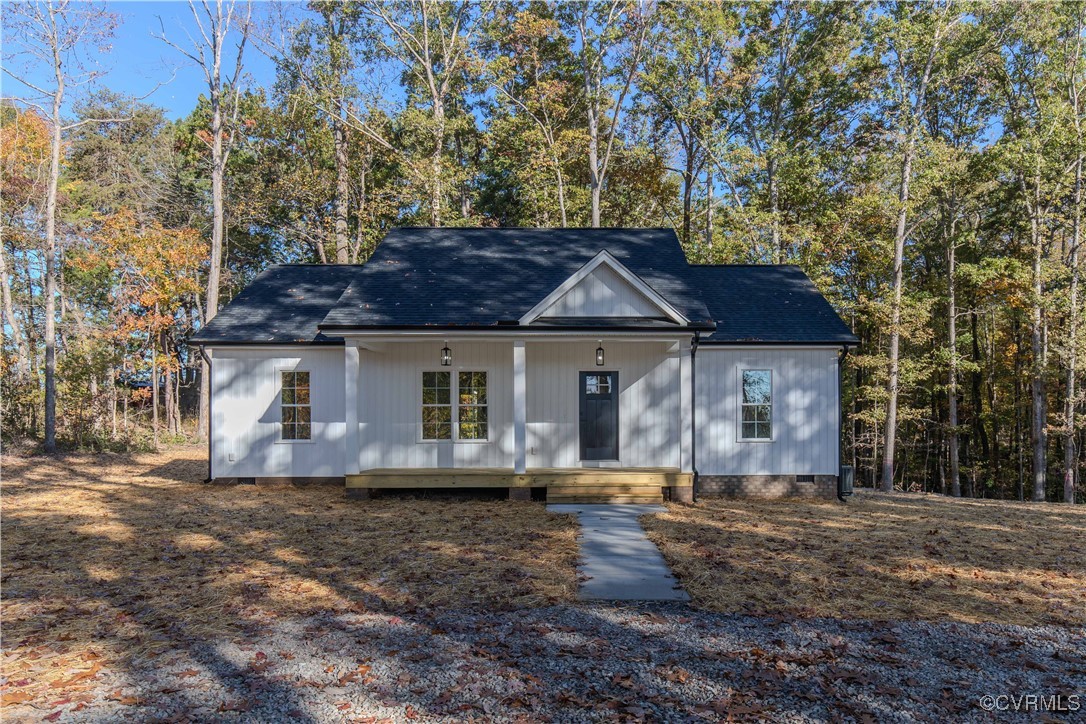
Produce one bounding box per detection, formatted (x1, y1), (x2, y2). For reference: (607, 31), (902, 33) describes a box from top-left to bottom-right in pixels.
(547, 494), (664, 504)
(548, 482), (665, 504)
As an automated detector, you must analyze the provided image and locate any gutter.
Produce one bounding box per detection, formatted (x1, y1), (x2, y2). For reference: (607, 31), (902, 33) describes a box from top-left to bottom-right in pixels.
(837, 345), (851, 502)
(199, 345), (213, 484)
(691, 330), (701, 502)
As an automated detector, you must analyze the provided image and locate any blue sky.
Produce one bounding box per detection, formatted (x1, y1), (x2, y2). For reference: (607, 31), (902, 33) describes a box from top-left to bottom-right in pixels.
(4, 0), (281, 121)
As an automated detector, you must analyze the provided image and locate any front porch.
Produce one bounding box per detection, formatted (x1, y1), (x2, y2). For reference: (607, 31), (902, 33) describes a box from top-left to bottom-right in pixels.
(346, 467), (693, 504)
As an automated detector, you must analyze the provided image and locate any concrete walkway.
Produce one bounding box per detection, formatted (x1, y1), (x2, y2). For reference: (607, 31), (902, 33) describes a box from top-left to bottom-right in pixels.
(547, 504), (689, 602)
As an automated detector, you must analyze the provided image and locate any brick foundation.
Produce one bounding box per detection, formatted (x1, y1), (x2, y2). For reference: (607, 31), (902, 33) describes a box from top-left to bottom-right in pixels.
(508, 487), (532, 501)
(697, 475), (837, 499)
(218, 476), (345, 486)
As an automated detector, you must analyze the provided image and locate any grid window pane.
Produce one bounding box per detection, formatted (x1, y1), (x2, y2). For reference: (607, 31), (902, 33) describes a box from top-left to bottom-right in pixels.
(281, 370), (312, 440)
(458, 371), (488, 440)
(740, 370), (772, 439)
(422, 371), (453, 440)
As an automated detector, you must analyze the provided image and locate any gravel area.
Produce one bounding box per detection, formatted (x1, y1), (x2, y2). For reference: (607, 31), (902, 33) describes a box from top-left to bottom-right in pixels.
(6, 604), (1084, 722)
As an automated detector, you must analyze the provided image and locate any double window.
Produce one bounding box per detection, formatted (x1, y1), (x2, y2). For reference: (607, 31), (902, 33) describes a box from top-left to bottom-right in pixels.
(280, 371), (312, 440)
(740, 369), (772, 440)
(422, 370), (488, 441)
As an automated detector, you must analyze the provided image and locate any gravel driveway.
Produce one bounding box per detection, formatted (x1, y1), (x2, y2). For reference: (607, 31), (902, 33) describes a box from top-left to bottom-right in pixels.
(11, 604), (1084, 722)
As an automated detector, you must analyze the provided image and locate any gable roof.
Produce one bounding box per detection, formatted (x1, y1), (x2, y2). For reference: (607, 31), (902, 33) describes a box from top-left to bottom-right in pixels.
(521, 250), (688, 324)
(191, 227), (858, 346)
(693, 265), (857, 344)
(319, 227), (713, 330)
(189, 265), (357, 345)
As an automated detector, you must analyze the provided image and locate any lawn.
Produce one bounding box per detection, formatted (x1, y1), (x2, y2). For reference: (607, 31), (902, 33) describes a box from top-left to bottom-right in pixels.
(642, 491), (1086, 627)
(0, 447), (578, 710)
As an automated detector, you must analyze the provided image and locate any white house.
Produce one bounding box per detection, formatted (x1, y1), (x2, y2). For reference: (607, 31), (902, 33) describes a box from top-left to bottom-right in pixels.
(191, 228), (857, 502)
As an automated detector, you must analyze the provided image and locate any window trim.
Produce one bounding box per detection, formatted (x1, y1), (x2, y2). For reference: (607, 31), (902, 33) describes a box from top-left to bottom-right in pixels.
(276, 366), (314, 444)
(418, 368), (491, 443)
(737, 368), (774, 442)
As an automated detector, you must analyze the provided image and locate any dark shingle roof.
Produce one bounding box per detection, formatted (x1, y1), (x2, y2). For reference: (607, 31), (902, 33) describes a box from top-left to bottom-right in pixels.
(190, 228), (857, 346)
(319, 227), (713, 329)
(693, 265), (858, 344)
(190, 265), (358, 345)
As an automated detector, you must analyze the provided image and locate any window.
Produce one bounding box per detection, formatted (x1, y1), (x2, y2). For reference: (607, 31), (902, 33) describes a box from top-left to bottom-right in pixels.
(741, 370), (772, 440)
(422, 371), (452, 440)
(457, 371), (488, 440)
(421, 370), (488, 441)
(584, 374), (611, 394)
(281, 371), (311, 440)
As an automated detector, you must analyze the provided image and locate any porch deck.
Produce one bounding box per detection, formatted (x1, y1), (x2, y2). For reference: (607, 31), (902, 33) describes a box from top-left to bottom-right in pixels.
(346, 468), (693, 503)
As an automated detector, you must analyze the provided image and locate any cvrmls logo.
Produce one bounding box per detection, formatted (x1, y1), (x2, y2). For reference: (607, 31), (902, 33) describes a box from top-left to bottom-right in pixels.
(979, 694), (1081, 712)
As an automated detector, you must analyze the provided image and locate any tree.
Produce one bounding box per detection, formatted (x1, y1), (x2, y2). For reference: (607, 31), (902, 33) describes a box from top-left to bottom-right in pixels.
(156, 0), (251, 441)
(559, 0), (648, 227)
(874, 1), (966, 492)
(3, 0), (120, 452)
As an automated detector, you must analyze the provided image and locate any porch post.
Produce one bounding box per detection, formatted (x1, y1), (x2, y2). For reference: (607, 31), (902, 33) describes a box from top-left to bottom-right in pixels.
(513, 340), (527, 474)
(344, 343), (361, 476)
(679, 339), (693, 473)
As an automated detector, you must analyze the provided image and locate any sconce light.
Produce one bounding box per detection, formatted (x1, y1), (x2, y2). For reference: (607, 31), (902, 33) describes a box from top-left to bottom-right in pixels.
(596, 341), (605, 366)
(440, 342), (452, 366)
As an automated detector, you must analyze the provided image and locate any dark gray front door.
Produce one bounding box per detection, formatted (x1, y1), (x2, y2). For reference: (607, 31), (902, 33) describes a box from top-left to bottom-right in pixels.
(580, 371), (618, 461)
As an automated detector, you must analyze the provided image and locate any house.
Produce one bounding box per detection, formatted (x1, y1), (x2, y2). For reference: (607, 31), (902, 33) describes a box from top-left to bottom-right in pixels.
(191, 228), (858, 503)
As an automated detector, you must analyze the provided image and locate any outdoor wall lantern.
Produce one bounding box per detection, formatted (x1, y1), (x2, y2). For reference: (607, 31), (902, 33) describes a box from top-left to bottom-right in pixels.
(596, 341), (605, 366)
(441, 342), (452, 366)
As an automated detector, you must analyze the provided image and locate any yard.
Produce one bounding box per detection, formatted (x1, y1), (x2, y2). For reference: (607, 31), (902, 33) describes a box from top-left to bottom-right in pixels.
(0, 447), (579, 715)
(643, 491), (1086, 627)
(2, 450), (1084, 721)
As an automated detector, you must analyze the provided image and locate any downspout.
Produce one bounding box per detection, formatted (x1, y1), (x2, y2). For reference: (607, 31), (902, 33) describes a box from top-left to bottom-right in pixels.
(691, 330), (701, 502)
(837, 345), (850, 502)
(199, 346), (213, 484)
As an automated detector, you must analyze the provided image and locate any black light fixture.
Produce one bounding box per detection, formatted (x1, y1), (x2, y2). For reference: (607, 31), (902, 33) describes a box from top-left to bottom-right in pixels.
(596, 340), (605, 366)
(440, 342), (452, 366)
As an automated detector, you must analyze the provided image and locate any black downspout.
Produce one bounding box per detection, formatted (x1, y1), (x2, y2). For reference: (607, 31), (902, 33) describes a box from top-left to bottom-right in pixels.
(837, 345), (850, 502)
(691, 331), (701, 502)
(199, 346), (213, 484)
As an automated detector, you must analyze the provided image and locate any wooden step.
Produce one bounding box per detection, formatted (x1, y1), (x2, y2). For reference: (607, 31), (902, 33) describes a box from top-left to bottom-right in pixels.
(548, 484), (666, 495)
(547, 493), (663, 504)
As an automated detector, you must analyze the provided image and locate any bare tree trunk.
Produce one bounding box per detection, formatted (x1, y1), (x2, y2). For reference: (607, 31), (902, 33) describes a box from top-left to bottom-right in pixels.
(1030, 199), (1047, 502)
(43, 45), (64, 454)
(333, 115), (350, 262)
(1064, 153), (1081, 504)
(947, 241), (961, 497)
(706, 169), (714, 247)
(151, 334), (160, 449)
(430, 99), (444, 226)
(0, 243), (30, 374)
(882, 141), (915, 492)
(768, 155), (782, 263)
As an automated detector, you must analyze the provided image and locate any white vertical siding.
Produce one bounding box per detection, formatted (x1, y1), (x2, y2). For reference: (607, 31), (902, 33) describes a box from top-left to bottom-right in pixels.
(695, 347), (840, 476)
(525, 341), (680, 468)
(358, 342), (515, 469)
(538, 265), (665, 318)
(210, 347), (346, 479)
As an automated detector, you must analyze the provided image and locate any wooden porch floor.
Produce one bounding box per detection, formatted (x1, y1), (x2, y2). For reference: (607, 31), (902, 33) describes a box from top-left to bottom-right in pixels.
(346, 467), (692, 503)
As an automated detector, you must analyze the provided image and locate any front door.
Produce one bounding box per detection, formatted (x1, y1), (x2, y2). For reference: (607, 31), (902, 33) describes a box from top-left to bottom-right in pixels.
(580, 371), (619, 461)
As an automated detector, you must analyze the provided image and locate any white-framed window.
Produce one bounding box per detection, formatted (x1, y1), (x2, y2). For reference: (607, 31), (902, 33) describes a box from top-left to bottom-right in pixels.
(421, 370), (488, 441)
(280, 370), (312, 441)
(421, 370), (453, 440)
(740, 369), (772, 440)
(457, 371), (488, 440)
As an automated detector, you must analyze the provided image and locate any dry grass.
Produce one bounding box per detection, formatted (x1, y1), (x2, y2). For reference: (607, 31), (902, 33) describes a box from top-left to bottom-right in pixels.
(0, 447), (578, 707)
(643, 490), (1086, 627)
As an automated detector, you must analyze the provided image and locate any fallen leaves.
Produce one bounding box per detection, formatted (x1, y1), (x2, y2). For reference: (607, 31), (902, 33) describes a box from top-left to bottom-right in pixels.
(643, 492), (1086, 626)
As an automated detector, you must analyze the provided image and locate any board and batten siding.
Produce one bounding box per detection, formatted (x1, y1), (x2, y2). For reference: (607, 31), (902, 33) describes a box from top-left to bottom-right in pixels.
(525, 340), (681, 468)
(695, 347), (840, 476)
(357, 342), (514, 470)
(538, 264), (665, 318)
(209, 347), (346, 479)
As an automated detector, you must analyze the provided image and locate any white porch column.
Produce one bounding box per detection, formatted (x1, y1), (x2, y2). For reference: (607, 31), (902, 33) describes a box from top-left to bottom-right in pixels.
(344, 343), (361, 476)
(513, 340), (527, 474)
(679, 338), (693, 472)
